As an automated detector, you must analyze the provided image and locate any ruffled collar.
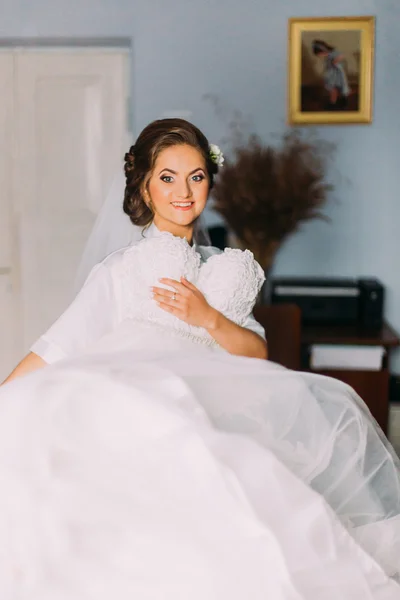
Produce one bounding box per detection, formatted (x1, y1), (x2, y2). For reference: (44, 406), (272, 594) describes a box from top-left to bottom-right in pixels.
(142, 222), (198, 251)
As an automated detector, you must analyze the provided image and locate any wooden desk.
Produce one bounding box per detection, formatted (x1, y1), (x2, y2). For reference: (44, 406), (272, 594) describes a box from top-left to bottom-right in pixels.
(301, 322), (400, 434)
(253, 304), (301, 371)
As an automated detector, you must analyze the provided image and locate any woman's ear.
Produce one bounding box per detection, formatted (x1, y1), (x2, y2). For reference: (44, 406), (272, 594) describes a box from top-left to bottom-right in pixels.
(144, 189), (151, 208)
(143, 189), (153, 212)
(142, 177), (152, 208)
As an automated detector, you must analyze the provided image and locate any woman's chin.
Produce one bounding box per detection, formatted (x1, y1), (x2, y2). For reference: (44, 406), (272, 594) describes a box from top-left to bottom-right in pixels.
(168, 208), (199, 225)
(154, 205), (204, 231)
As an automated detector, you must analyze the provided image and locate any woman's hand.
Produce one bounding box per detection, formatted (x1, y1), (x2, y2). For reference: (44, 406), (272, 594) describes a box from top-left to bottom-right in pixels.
(152, 277), (268, 360)
(1, 352), (46, 386)
(152, 277), (217, 329)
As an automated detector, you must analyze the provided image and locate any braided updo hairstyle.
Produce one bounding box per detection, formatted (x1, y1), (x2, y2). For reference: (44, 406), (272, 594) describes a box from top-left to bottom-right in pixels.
(123, 118), (219, 227)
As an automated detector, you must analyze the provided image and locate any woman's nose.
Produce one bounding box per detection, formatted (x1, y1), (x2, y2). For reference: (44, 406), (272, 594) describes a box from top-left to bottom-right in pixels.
(176, 181), (192, 199)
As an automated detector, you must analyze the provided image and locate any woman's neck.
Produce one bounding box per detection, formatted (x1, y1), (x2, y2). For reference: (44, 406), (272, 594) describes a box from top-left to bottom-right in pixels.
(152, 219), (194, 245)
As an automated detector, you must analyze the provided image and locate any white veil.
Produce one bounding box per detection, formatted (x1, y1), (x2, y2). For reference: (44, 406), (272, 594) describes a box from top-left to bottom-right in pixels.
(74, 170), (211, 294)
(74, 171), (133, 294)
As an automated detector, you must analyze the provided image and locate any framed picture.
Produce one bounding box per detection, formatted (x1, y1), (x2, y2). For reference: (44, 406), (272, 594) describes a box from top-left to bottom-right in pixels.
(288, 16), (375, 125)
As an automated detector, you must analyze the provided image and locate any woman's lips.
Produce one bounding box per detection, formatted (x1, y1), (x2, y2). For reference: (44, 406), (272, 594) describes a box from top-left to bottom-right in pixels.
(171, 202), (194, 211)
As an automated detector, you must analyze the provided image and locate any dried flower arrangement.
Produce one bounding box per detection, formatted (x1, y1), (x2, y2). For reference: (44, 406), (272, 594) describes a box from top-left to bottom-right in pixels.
(204, 95), (336, 275)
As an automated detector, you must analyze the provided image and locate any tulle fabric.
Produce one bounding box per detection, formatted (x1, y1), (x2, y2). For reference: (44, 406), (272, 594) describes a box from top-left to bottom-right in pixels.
(83, 320), (400, 579)
(0, 319), (399, 598)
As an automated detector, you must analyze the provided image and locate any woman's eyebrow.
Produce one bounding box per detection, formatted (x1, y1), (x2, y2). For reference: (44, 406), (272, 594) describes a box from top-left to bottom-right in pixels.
(158, 167), (205, 176)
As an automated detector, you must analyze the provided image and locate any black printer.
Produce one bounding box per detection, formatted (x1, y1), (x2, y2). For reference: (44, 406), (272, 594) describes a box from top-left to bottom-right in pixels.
(271, 277), (385, 330)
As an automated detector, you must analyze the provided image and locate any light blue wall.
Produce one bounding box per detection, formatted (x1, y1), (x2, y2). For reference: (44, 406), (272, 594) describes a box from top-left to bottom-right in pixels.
(2, 0), (400, 368)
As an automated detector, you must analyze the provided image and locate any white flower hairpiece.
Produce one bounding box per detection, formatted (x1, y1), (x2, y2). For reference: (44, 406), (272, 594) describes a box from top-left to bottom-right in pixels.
(209, 144), (224, 168)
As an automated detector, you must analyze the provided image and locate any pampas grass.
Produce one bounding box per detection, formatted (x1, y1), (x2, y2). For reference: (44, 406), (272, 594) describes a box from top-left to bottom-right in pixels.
(212, 129), (335, 271)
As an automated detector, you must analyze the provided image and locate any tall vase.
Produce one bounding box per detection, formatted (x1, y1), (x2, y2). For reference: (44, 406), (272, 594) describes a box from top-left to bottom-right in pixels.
(229, 234), (277, 305)
(255, 244), (278, 305)
(257, 264), (274, 305)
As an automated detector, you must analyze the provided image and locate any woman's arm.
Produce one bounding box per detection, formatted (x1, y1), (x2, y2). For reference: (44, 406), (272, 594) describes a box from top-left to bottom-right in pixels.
(29, 261), (117, 365)
(332, 53), (345, 65)
(1, 352), (47, 386)
(153, 277), (268, 360)
(1, 260), (118, 386)
(205, 310), (268, 359)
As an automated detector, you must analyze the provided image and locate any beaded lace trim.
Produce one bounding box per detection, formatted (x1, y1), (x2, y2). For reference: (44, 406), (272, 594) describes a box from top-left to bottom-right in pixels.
(126, 318), (221, 349)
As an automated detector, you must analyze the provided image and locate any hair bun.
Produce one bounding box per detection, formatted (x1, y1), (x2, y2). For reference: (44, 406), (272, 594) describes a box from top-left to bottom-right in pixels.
(124, 145), (136, 177)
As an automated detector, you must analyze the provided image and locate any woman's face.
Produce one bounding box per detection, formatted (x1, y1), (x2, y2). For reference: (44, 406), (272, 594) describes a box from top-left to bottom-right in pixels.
(146, 144), (209, 239)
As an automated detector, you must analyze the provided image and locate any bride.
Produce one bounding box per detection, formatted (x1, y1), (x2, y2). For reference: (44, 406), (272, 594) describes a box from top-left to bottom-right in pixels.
(1, 118), (400, 598)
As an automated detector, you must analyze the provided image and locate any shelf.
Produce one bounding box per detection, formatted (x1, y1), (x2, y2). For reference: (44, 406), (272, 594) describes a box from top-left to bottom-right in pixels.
(301, 322), (400, 348)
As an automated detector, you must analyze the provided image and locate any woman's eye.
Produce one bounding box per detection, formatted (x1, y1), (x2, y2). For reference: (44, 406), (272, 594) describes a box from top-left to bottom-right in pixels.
(160, 174), (204, 183)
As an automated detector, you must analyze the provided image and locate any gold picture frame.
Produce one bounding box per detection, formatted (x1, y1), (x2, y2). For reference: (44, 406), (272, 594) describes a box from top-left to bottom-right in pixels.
(288, 16), (375, 125)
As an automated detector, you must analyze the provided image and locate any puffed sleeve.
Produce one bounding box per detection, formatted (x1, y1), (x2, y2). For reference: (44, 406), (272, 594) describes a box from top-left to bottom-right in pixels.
(30, 261), (118, 364)
(198, 244), (267, 341)
(242, 313), (266, 340)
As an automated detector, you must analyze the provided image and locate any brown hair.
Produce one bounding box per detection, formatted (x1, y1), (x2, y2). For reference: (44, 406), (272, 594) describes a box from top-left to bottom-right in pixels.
(312, 39), (335, 55)
(123, 118), (219, 227)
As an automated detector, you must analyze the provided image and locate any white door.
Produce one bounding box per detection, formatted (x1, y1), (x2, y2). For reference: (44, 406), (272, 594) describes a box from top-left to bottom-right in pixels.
(0, 53), (19, 379)
(0, 48), (131, 380)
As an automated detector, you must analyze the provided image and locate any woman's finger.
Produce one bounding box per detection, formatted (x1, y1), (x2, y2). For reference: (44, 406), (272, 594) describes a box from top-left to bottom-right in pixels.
(156, 300), (183, 315)
(153, 290), (184, 306)
(157, 301), (175, 314)
(180, 277), (198, 291)
(159, 278), (190, 296)
(152, 286), (180, 299)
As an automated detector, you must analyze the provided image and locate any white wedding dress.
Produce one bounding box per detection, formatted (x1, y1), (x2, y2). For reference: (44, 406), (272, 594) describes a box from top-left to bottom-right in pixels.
(1, 229), (400, 599)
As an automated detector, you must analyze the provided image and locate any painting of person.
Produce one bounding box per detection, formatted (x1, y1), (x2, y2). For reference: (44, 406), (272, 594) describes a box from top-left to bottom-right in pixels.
(288, 17), (374, 124)
(312, 39), (350, 109)
(299, 29), (361, 114)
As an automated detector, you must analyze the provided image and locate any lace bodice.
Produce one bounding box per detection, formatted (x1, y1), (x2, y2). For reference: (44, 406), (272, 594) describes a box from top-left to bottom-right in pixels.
(118, 232), (265, 346)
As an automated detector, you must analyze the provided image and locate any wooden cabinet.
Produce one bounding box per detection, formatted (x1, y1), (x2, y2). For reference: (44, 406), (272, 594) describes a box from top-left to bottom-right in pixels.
(253, 304), (301, 371)
(301, 322), (400, 434)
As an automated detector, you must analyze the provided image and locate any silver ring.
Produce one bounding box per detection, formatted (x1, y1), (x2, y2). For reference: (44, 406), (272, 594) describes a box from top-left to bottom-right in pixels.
(172, 292), (177, 301)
